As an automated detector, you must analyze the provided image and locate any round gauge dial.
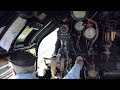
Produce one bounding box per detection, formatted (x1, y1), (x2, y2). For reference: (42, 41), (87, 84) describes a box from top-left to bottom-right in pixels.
(74, 21), (85, 32)
(71, 11), (88, 21)
(84, 27), (96, 39)
(60, 25), (69, 33)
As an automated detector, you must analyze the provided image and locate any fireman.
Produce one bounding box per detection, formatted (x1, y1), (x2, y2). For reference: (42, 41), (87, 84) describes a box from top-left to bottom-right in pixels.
(10, 50), (84, 79)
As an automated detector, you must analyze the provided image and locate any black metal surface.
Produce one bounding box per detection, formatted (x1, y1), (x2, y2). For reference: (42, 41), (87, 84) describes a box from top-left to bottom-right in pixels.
(1, 11), (120, 79)
(101, 70), (120, 79)
(0, 13), (19, 40)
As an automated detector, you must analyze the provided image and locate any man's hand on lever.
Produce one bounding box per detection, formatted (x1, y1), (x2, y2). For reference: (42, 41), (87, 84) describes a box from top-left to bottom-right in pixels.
(63, 56), (84, 79)
(75, 56), (84, 69)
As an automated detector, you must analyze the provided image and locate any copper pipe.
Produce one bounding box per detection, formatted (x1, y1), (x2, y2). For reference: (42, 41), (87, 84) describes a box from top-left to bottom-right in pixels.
(111, 32), (116, 41)
(111, 32), (114, 41)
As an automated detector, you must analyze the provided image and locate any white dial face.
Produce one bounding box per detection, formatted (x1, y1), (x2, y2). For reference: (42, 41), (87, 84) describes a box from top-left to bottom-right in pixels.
(74, 21), (85, 31)
(60, 25), (69, 33)
(73, 11), (86, 19)
(84, 27), (96, 39)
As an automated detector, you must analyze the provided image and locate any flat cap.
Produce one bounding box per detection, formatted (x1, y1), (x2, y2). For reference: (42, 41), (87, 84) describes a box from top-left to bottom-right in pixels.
(10, 50), (36, 67)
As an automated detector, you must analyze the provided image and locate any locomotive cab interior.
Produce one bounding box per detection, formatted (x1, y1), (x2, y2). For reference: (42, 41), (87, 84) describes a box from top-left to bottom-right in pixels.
(1, 11), (120, 79)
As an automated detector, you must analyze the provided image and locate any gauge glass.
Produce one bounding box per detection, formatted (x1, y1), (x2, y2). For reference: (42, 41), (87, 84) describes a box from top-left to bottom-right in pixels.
(84, 27), (96, 39)
(74, 21), (85, 32)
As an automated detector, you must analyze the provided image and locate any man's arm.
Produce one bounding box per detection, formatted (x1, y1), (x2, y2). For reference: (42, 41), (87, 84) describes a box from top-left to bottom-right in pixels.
(63, 64), (81, 79)
(63, 56), (84, 79)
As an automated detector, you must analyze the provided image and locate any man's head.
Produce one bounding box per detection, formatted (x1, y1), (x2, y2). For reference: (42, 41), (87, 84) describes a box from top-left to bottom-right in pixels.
(10, 50), (36, 74)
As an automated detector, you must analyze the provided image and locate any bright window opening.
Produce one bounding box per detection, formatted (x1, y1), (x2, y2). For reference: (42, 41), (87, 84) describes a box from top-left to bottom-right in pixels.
(37, 28), (59, 76)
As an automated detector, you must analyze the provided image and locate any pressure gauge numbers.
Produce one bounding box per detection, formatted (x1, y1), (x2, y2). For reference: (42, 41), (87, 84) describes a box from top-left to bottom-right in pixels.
(71, 11), (88, 21)
(60, 25), (69, 33)
(74, 21), (85, 32)
(73, 11), (86, 19)
(83, 27), (96, 40)
(71, 11), (97, 40)
(74, 21), (97, 40)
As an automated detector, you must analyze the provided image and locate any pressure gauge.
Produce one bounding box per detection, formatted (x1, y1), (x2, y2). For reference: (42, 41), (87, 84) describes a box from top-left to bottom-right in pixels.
(83, 27), (96, 39)
(74, 21), (85, 32)
(60, 24), (69, 33)
(70, 11), (88, 21)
